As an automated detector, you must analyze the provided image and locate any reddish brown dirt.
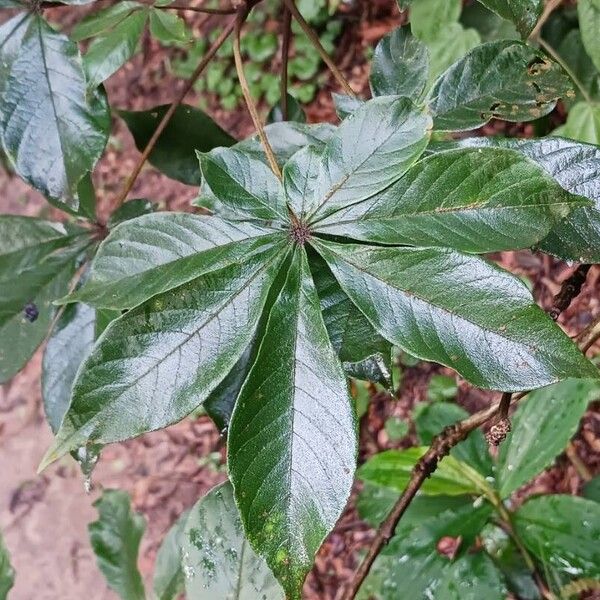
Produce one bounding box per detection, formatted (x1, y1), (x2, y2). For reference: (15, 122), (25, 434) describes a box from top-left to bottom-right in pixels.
(1, 2), (599, 599)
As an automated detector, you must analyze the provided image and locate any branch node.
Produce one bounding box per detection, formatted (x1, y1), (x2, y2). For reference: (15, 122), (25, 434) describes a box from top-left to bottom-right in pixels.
(485, 418), (512, 446)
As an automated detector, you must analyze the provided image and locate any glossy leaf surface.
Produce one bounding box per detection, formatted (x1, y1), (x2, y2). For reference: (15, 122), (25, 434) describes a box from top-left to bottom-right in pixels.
(88, 490), (146, 600)
(0, 216), (82, 382)
(369, 26), (429, 99)
(477, 0), (543, 38)
(66, 213), (280, 309)
(358, 447), (491, 496)
(0, 13), (110, 204)
(121, 104), (235, 186)
(308, 96), (432, 222)
(514, 495), (600, 579)
(429, 40), (572, 131)
(497, 379), (600, 498)
(283, 145), (323, 218)
(313, 147), (587, 252)
(153, 510), (189, 600)
(228, 249), (356, 599)
(181, 483), (284, 600)
(41, 245), (286, 468)
(314, 240), (598, 391)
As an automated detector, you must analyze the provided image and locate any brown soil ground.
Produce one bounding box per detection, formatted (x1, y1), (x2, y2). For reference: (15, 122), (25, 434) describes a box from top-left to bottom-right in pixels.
(1, 2), (599, 599)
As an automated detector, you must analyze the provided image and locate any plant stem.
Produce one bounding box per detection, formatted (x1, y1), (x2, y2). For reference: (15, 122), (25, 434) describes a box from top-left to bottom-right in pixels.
(280, 5), (292, 121)
(565, 441), (593, 481)
(282, 0), (356, 98)
(549, 264), (592, 320)
(528, 0), (562, 41)
(157, 3), (237, 14)
(113, 14), (238, 209)
(342, 312), (600, 599)
(233, 5), (282, 180)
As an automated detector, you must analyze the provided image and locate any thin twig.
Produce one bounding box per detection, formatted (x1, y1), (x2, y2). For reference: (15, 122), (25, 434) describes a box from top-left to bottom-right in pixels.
(282, 0), (356, 98)
(565, 442), (593, 482)
(232, 5), (282, 179)
(156, 3), (236, 14)
(280, 5), (292, 121)
(528, 0), (562, 41)
(342, 312), (600, 600)
(549, 264), (592, 320)
(113, 15), (238, 209)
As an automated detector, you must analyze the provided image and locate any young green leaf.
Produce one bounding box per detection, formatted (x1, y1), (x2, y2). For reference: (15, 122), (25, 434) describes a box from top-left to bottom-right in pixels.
(410, 0), (462, 41)
(149, 8), (189, 44)
(496, 379), (600, 498)
(553, 101), (600, 145)
(358, 447), (491, 496)
(83, 9), (148, 90)
(415, 402), (493, 476)
(313, 240), (598, 391)
(0, 13), (110, 205)
(228, 249), (357, 599)
(426, 375), (458, 402)
(579, 0), (600, 72)
(514, 495), (600, 580)
(429, 40), (572, 131)
(40, 244), (287, 468)
(153, 510), (189, 600)
(307, 96), (432, 223)
(369, 26), (429, 100)
(65, 213), (281, 309)
(477, 0), (543, 38)
(312, 147), (588, 252)
(460, 2), (520, 41)
(182, 482), (284, 599)
(88, 490), (146, 600)
(200, 147), (287, 222)
(70, 1), (143, 41)
(120, 105), (235, 186)
(0, 216), (84, 382)
(0, 531), (14, 600)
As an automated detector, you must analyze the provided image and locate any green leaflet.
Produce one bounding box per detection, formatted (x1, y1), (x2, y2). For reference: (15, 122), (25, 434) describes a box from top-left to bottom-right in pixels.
(313, 147), (588, 253)
(369, 26), (429, 100)
(429, 40), (572, 131)
(307, 96), (432, 223)
(282, 145), (323, 219)
(0, 13), (110, 206)
(477, 0), (543, 38)
(0, 531), (14, 600)
(0, 216), (84, 382)
(228, 249), (357, 599)
(120, 105), (235, 186)
(71, 1), (143, 41)
(313, 239), (598, 391)
(153, 510), (189, 600)
(358, 447), (491, 496)
(496, 379), (600, 498)
(579, 0), (600, 72)
(514, 495), (600, 580)
(40, 241), (287, 469)
(554, 101), (600, 145)
(181, 483), (284, 599)
(83, 9), (148, 89)
(64, 213), (281, 309)
(148, 8), (190, 44)
(88, 490), (146, 600)
(410, 0), (462, 41)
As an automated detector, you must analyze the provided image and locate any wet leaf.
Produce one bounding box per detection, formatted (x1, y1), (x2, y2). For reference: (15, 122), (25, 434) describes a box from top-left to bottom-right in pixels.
(121, 104), (235, 186)
(228, 249), (356, 599)
(0, 13), (110, 205)
(514, 495), (600, 580)
(88, 490), (146, 600)
(182, 483), (283, 599)
(153, 510), (189, 600)
(429, 40), (572, 131)
(497, 379), (600, 498)
(313, 239), (598, 391)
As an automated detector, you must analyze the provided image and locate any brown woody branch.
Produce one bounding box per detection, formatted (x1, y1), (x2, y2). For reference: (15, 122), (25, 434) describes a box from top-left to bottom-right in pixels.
(549, 264), (592, 320)
(342, 311), (600, 600)
(280, 5), (292, 121)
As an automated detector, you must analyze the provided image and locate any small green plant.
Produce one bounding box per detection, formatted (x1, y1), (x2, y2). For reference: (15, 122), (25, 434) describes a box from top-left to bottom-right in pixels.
(1, 0), (600, 599)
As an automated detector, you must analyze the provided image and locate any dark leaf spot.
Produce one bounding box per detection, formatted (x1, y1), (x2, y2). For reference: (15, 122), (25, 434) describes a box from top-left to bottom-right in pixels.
(23, 301), (39, 323)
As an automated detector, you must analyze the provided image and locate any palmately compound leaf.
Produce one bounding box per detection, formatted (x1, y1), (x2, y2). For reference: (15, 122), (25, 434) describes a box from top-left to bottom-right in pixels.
(313, 239), (598, 391)
(0, 530), (14, 600)
(88, 490), (146, 600)
(40, 241), (288, 469)
(228, 249), (357, 599)
(181, 482), (284, 600)
(0, 13), (110, 206)
(0, 216), (85, 383)
(497, 379), (600, 498)
(443, 136), (600, 263)
(429, 40), (572, 131)
(64, 213), (281, 309)
(306, 96), (432, 223)
(477, 0), (543, 38)
(514, 495), (600, 580)
(369, 25), (429, 100)
(120, 104), (235, 186)
(312, 147), (588, 253)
